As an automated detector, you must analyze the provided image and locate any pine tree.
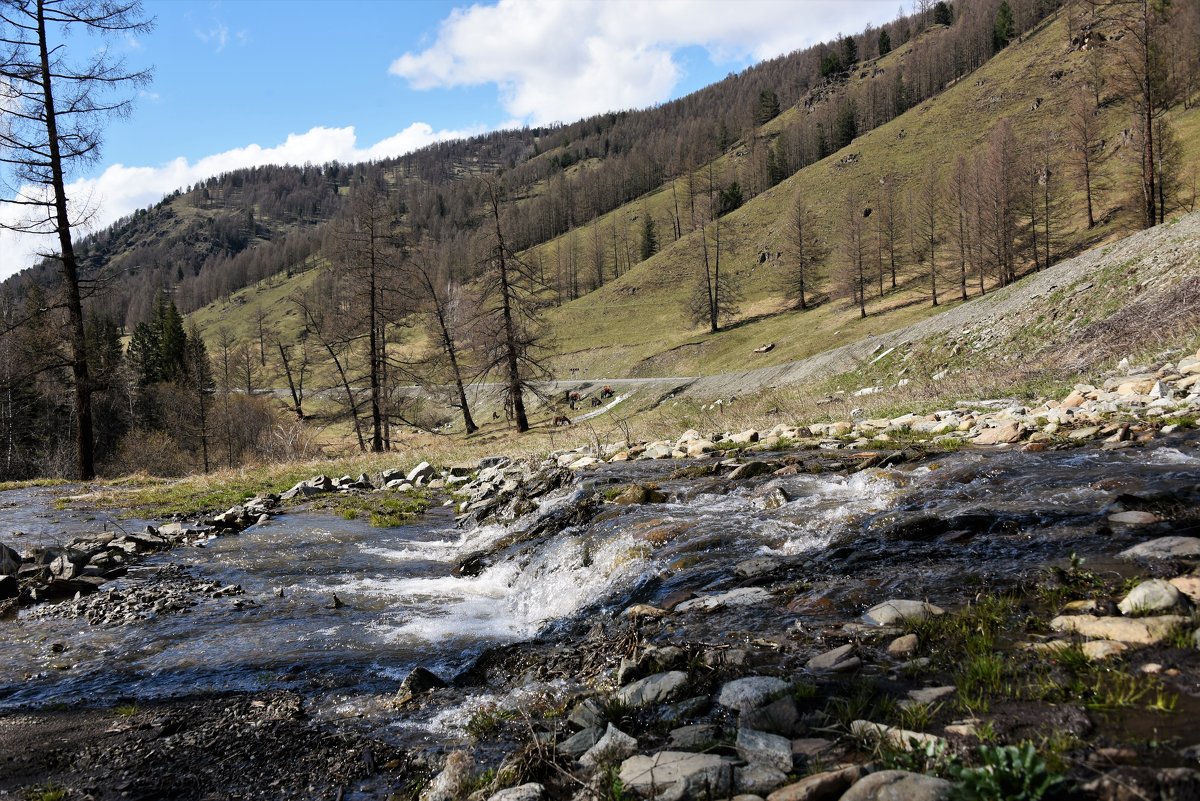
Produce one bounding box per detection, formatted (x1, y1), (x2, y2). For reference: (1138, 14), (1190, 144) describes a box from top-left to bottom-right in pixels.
(639, 214), (658, 261)
(994, 2), (1015, 51)
(878, 28), (892, 57)
(755, 88), (781, 126)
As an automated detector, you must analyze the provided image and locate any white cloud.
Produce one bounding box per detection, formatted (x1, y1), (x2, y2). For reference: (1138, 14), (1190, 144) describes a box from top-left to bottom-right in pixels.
(0, 122), (477, 280)
(390, 0), (892, 125)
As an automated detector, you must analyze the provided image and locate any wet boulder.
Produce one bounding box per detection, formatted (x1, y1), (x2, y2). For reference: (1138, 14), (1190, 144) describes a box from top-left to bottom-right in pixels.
(0, 542), (20, 576)
(1119, 536), (1200, 561)
(613, 484), (668, 505)
(0, 573), (17, 600)
(862, 600), (944, 626)
(394, 667), (448, 706)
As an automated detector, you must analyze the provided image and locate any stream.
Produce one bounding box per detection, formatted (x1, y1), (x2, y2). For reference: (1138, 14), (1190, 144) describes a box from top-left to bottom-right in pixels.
(3, 441), (1199, 745)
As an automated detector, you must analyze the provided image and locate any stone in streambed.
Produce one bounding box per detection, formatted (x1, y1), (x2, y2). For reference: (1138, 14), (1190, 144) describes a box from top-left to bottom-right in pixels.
(613, 484), (668, 505)
(887, 634), (919, 658)
(486, 785), (545, 801)
(1082, 640), (1129, 661)
(1109, 511), (1160, 525)
(579, 724), (638, 768)
(806, 643), (860, 673)
(729, 461), (774, 481)
(1118, 579), (1192, 615)
(1049, 615), (1189, 645)
(674, 587), (771, 613)
(614, 670), (689, 707)
(736, 728), (793, 772)
(735, 764), (788, 796)
(1119, 536), (1200, 561)
(421, 751), (474, 801)
(740, 697), (800, 738)
(766, 765), (866, 801)
(862, 599), (944, 626)
(557, 727), (602, 758)
(667, 724), (721, 750)
(838, 770), (953, 801)
(717, 676), (790, 712)
(395, 667), (447, 706)
(618, 752), (737, 800)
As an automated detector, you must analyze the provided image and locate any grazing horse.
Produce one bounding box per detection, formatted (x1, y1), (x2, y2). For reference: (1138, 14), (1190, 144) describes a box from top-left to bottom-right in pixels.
(600, 386), (614, 399)
(553, 415), (571, 426)
(590, 397), (602, 407)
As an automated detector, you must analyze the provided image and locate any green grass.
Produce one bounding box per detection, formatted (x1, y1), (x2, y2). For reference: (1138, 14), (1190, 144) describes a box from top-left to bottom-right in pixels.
(313, 490), (432, 527)
(0, 478), (70, 491)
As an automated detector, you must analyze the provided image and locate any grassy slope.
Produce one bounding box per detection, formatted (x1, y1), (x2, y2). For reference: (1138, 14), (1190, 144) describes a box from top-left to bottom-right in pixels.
(182, 12), (1199, 397)
(539, 12), (1199, 378)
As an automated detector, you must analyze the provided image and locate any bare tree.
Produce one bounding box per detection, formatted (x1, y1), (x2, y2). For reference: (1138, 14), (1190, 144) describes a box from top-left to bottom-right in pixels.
(1110, 0), (1172, 227)
(0, 0), (152, 479)
(478, 179), (551, 433)
(274, 337), (309, 420)
(948, 154), (972, 301)
(402, 242), (479, 435)
(294, 287), (366, 452)
(335, 173), (403, 452)
(840, 189), (869, 320)
(918, 163), (940, 306)
(782, 192), (828, 310)
(1067, 92), (1104, 228)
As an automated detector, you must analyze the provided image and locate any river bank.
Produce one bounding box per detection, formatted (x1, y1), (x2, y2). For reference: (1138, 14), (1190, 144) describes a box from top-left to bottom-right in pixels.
(3, 354), (1200, 800)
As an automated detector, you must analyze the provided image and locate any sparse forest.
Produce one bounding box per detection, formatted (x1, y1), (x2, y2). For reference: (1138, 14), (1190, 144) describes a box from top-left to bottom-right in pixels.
(1, 0), (1198, 479)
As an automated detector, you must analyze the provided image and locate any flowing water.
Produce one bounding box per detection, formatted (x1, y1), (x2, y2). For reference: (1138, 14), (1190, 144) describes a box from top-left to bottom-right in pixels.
(3, 441), (1199, 740)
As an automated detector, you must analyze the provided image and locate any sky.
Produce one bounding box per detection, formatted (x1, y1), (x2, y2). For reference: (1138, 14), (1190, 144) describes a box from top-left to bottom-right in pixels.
(0, 0), (901, 280)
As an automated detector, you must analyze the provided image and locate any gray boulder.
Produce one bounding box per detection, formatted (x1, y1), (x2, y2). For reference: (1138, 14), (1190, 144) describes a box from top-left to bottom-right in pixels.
(407, 461), (437, 484)
(806, 643), (860, 673)
(717, 676), (790, 712)
(558, 727), (602, 758)
(579, 724), (638, 768)
(736, 728), (793, 772)
(862, 600), (944, 626)
(618, 751), (737, 801)
(614, 670), (689, 707)
(1119, 536), (1200, 561)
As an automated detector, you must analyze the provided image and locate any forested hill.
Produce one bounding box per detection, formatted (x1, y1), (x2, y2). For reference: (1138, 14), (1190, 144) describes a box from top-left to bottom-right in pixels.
(6, 0), (1044, 332)
(3, 0), (1199, 482)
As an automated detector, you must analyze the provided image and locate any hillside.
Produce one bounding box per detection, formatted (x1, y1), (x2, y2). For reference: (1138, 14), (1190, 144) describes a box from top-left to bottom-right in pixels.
(537, 10), (1200, 379)
(185, 8), (1199, 392)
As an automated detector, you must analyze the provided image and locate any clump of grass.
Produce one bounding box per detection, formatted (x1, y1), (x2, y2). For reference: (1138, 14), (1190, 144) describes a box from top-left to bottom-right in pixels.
(465, 704), (516, 739)
(22, 784), (67, 801)
(114, 703), (139, 718)
(318, 491), (431, 527)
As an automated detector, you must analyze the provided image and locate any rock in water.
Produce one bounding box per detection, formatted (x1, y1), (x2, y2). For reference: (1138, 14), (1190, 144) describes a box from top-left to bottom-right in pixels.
(395, 667), (448, 706)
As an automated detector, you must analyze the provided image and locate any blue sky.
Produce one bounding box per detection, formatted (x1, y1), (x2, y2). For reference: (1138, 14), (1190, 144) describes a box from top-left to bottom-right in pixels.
(2, 0), (900, 278)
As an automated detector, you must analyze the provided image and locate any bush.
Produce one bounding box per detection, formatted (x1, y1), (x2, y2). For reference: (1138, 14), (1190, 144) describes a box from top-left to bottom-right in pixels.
(951, 743), (1066, 801)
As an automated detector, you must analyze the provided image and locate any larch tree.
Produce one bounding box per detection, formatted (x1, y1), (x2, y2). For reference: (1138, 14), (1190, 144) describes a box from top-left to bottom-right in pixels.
(1067, 92), (1104, 228)
(840, 189), (869, 320)
(0, 0), (152, 480)
(918, 163), (940, 306)
(478, 179), (550, 433)
(782, 192), (828, 310)
(1110, 0), (1173, 228)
